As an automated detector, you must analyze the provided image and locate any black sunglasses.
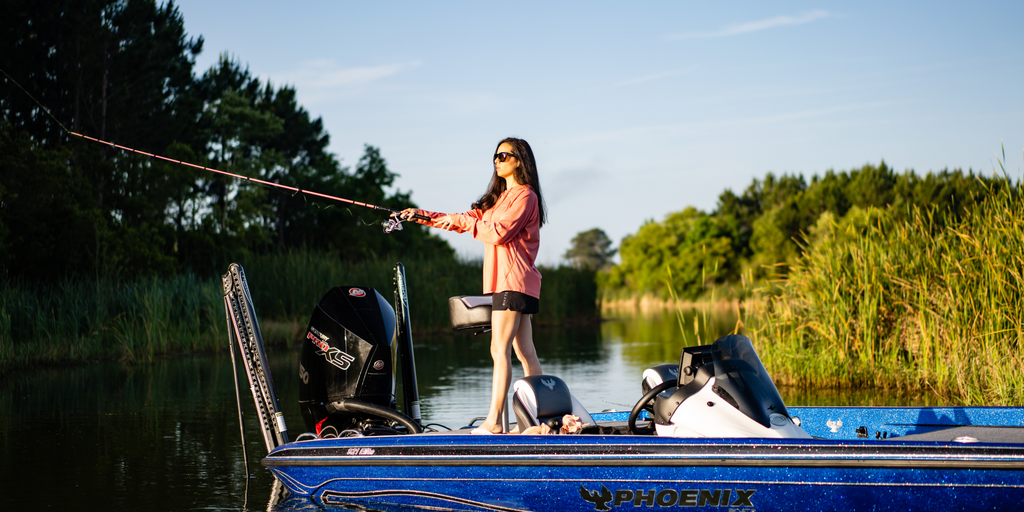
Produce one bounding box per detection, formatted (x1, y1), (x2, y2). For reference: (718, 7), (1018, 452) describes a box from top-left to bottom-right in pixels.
(493, 152), (517, 163)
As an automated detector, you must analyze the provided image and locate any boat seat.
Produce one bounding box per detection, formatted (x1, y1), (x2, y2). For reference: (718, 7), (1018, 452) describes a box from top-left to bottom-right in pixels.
(512, 375), (594, 431)
(448, 295), (492, 334)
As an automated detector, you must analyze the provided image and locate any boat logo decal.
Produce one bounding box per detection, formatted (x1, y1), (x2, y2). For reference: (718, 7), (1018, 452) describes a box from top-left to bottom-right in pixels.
(346, 447), (375, 455)
(827, 419), (843, 433)
(307, 328), (356, 370)
(579, 485), (756, 510)
(299, 363), (309, 384)
(309, 326), (329, 342)
(319, 346), (356, 370)
(348, 287), (366, 298)
(373, 360), (385, 370)
(541, 378), (556, 390)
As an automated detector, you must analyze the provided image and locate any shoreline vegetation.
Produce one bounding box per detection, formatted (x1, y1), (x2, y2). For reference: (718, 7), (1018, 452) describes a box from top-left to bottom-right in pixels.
(0, 255), (598, 373)
(603, 166), (1023, 406)
(4, 165), (1021, 410)
(750, 172), (1023, 406)
(602, 296), (744, 316)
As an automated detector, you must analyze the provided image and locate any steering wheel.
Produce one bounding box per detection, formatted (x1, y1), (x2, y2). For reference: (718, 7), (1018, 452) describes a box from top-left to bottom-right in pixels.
(627, 379), (677, 435)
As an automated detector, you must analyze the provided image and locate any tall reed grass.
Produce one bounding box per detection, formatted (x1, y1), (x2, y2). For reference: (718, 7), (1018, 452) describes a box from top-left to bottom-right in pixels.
(750, 168), (1023, 405)
(240, 252), (597, 330)
(0, 253), (598, 372)
(0, 274), (224, 368)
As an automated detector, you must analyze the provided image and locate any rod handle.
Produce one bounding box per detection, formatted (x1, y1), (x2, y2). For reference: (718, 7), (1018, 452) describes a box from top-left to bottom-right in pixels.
(385, 207), (431, 222)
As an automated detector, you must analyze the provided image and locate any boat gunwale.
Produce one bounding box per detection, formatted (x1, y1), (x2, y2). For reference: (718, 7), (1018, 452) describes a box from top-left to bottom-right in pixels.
(262, 435), (1024, 470)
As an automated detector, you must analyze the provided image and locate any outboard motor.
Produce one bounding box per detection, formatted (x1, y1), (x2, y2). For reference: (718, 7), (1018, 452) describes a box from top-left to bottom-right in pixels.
(299, 286), (419, 435)
(630, 335), (809, 439)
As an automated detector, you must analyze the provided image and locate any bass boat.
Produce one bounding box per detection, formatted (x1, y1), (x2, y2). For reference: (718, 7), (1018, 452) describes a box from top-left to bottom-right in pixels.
(221, 263), (1024, 512)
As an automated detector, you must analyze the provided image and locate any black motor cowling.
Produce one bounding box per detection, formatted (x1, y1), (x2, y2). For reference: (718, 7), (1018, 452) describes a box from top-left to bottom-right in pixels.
(299, 286), (396, 433)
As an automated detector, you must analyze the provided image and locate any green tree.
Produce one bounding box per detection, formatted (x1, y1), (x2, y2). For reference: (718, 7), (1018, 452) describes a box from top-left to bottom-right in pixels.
(606, 161), (1011, 297)
(1, 1), (455, 279)
(564, 228), (616, 270)
(189, 57), (454, 265)
(2, 0), (204, 278)
(0, 122), (100, 278)
(329, 145), (453, 260)
(607, 207), (738, 299)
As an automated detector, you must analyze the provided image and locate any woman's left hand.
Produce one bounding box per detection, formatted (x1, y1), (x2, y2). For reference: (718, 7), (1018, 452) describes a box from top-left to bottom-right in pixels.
(434, 214), (455, 230)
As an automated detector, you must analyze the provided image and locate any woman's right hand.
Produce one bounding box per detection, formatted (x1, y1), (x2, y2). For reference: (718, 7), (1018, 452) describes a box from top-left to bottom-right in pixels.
(397, 208), (422, 221)
(397, 208), (453, 229)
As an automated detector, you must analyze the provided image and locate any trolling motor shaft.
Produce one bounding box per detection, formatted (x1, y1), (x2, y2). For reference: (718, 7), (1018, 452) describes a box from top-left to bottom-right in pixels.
(222, 264), (289, 453)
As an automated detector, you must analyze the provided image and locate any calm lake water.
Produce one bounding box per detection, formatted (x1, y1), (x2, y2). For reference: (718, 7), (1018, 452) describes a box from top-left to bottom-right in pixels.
(0, 310), (943, 511)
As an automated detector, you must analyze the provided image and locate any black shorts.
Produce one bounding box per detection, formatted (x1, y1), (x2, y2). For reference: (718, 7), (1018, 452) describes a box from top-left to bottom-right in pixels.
(490, 291), (539, 314)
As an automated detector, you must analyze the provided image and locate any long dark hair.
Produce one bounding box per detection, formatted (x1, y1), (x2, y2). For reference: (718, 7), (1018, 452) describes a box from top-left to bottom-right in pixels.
(472, 137), (547, 227)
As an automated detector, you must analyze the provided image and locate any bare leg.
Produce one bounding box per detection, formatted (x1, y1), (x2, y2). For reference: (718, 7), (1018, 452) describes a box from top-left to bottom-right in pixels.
(512, 315), (542, 377)
(478, 310), (522, 433)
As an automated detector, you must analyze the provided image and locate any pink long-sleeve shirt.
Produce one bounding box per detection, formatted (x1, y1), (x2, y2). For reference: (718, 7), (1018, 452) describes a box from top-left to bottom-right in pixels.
(421, 184), (542, 298)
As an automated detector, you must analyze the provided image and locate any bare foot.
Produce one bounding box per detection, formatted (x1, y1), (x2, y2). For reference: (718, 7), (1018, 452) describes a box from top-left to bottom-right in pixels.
(474, 422), (502, 434)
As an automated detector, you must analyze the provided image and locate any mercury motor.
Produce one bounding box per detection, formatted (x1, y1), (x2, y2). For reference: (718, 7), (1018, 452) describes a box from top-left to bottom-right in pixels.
(299, 285), (420, 436)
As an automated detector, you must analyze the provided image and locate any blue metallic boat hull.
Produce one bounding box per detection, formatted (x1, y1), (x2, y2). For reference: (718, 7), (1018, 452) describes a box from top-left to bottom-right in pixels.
(263, 407), (1024, 511)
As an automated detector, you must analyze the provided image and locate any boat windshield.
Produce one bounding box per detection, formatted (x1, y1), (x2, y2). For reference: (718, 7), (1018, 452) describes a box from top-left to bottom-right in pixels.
(710, 335), (789, 428)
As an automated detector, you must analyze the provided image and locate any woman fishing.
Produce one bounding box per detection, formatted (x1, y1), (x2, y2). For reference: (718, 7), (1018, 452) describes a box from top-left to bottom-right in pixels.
(398, 137), (546, 434)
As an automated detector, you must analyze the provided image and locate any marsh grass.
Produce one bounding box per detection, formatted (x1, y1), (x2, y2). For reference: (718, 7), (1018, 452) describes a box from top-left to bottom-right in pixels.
(0, 274), (224, 369)
(0, 253), (598, 372)
(749, 164), (1023, 405)
(241, 252), (597, 330)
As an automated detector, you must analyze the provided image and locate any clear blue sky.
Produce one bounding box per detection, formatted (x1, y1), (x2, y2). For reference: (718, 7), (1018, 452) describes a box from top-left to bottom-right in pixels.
(175, 1), (1023, 264)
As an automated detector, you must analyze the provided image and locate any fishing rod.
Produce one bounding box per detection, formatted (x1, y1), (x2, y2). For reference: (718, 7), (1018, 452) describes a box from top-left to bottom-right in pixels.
(1, 65), (429, 233)
(70, 131), (431, 232)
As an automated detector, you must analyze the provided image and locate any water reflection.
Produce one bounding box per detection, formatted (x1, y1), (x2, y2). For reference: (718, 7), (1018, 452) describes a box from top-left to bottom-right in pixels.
(603, 307), (741, 368)
(0, 355), (277, 511)
(0, 310), (947, 511)
(411, 320), (610, 429)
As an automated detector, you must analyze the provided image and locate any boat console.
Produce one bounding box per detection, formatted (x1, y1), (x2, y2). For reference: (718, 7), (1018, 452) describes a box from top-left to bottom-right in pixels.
(631, 335), (810, 439)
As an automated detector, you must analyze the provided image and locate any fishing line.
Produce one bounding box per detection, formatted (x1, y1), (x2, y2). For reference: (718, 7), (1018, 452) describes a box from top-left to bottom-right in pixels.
(1, 66), (429, 233)
(69, 131), (426, 232)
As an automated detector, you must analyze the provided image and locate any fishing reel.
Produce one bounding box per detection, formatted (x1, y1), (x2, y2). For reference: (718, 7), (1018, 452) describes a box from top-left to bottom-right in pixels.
(383, 216), (404, 233)
(382, 209), (431, 233)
